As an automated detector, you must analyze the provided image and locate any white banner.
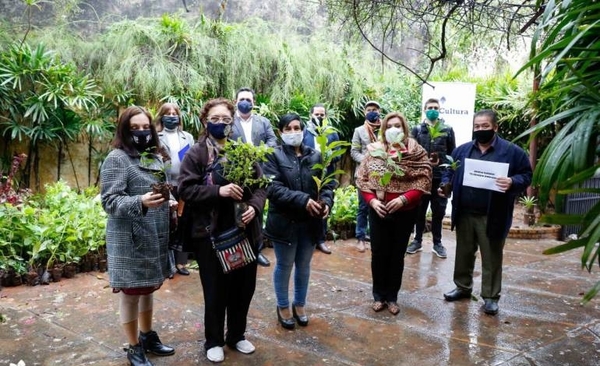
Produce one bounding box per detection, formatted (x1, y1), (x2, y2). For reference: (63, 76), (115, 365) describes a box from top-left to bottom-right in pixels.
(421, 82), (476, 146)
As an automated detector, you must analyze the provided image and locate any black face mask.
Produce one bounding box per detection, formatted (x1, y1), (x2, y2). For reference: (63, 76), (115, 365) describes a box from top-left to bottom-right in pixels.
(474, 129), (495, 144)
(131, 130), (153, 151)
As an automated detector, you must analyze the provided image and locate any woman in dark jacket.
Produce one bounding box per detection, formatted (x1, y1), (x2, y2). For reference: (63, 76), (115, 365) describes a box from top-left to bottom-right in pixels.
(263, 113), (334, 330)
(178, 98), (267, 363)
(101, 106), (176, 366)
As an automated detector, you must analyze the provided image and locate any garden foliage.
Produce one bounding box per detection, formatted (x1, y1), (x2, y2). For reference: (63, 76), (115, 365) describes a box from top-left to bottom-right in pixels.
(0, 180), (106, 276)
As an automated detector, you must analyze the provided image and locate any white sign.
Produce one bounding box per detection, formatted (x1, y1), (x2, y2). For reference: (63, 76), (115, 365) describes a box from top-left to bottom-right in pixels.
(463, 158), (509, 192)
(421, 82), (476, 146)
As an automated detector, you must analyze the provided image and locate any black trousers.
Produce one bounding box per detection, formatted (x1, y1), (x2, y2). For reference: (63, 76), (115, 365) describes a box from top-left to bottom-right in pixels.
(369, 206), (417, 303)
(414, 178), (447, 244)
(194, 241), (257, 351)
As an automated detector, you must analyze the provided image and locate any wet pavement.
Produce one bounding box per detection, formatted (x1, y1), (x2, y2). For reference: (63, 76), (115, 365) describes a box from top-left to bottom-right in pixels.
(1, 229), (599, 365)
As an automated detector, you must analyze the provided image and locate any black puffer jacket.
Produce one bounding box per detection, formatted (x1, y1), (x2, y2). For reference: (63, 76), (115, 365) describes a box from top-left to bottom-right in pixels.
(411, 121), (456, 179)
(263, 144), (334, 244)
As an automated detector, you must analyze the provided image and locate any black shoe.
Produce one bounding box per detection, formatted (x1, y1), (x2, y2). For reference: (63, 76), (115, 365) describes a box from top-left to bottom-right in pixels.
(364, 235), (370, 242)
(176, 266), (190, 276)
(443, 288), (472, 302)
(316, 243), (332, 254)
(292, 305), (309, 326)
(257, 252), (271, 267)
(483, 299), (499, 315)
(276, 307), (295, 330)
(125, 344), (154, 366)
(139, 330), (175, 356)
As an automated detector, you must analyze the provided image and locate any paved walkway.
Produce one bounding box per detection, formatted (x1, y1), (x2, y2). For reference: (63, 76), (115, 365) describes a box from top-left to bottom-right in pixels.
(1, 230), (599, 365)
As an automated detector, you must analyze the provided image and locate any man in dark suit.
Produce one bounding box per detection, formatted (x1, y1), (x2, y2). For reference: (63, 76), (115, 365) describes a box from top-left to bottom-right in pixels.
(230, 87), (278, 267)
(302, 103), (340, 254)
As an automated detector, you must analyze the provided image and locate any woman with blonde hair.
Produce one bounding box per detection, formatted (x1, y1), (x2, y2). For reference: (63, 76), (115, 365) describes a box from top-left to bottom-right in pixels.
(355, 112), (432, 315)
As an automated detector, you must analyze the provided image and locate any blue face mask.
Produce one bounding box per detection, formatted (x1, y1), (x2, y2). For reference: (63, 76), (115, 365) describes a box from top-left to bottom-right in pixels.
(206, 122), (232, 140)
(237, 100), (253, 114)
(366, 111), (380, 123)
(161, 115), (180, 130)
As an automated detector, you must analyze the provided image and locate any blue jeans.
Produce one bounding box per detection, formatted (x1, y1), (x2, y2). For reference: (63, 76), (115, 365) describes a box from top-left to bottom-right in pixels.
(272, 225), (315, 308)
(355, 191), (369, 240)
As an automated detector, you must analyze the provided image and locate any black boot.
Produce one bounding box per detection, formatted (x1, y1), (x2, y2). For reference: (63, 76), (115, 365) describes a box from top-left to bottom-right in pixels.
(139, 330), (175, 356)
(125, 344), (154, 366)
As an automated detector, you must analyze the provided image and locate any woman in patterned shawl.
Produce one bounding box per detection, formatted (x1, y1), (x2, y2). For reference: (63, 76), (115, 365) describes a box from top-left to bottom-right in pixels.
(101, 106), (176, 366)
(355, 111), (432, 316)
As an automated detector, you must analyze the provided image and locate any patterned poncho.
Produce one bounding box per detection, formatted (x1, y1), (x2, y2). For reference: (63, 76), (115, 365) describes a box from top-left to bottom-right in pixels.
(356, 138), (432, 195)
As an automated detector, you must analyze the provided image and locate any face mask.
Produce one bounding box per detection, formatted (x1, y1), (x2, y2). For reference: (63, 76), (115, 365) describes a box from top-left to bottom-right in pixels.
(281, 131), (303, 147)
(426, 109), (439, 121)
(162, 115), (180, 130)
(206, 122), (232, 140)
(365, 111), (380, 123)
(385, 127), (404, 145)
(237, 100), (253, 114)
(473, 129), (495, 144)
(314, 116), (324, 125)
(131, 130), (153, 151)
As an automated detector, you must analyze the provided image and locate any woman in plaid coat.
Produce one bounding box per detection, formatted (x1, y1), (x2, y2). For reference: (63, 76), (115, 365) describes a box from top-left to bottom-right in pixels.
(101, 106), (176, 366)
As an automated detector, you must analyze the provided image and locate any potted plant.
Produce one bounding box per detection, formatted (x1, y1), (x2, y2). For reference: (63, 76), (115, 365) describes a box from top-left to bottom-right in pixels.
(140, 152), (172, 201)
(425, 122), (448, 164)
(221, 138), (274, 227)
(439, 155), (461, 197)
(311, 120), (350, 216)
(328, 185), (358, 240)
(366, 130), (406, 199)
(519, 195), (537, 226)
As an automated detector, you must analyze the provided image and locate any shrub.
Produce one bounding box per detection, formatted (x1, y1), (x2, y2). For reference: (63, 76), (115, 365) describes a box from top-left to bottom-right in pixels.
(328, 185), (358, 227)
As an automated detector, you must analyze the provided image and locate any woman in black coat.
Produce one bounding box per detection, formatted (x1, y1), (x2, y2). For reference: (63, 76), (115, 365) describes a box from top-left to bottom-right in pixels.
(263, 113), (334, 330)
(178, 98), (267, 363)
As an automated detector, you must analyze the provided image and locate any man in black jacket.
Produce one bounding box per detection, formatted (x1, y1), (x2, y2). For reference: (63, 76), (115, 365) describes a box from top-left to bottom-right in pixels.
(407, 98), (456, 258)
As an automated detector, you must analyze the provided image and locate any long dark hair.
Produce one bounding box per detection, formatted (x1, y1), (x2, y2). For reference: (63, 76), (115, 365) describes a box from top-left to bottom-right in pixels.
(112, 106), (160, 157)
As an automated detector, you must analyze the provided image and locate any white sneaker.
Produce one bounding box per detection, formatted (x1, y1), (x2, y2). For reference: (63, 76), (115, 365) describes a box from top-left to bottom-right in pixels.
(207, 346), (224, 362)
(235, 339), (255, 354)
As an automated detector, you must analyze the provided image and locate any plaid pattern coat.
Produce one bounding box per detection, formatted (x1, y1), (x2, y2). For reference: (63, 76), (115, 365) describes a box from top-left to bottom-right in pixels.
(101, 149), (175, 289)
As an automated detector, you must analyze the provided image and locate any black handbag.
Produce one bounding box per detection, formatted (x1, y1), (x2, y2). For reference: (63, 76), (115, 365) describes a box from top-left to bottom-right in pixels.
(211, 226), (256, 274)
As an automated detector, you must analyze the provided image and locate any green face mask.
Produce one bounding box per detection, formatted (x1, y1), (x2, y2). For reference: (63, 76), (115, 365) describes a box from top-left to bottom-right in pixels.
(426, 109), (439, 121)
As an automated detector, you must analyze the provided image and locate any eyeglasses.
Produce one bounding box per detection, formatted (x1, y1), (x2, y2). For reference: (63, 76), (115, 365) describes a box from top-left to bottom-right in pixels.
(207, 116), (233, 124)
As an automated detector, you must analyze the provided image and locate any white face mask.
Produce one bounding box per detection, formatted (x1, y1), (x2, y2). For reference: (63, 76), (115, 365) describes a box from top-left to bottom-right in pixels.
(385, 127), (404, 145)
(281, 131), (303, 147)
